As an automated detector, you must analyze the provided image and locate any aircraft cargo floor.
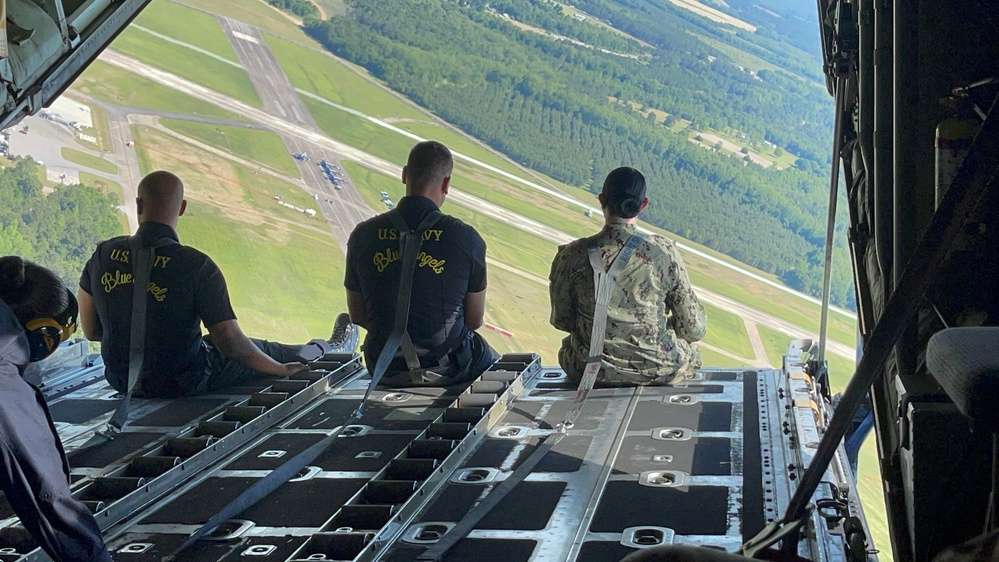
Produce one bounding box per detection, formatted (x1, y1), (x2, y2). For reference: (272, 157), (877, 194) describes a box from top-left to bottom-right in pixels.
(0, 352), (818, 562)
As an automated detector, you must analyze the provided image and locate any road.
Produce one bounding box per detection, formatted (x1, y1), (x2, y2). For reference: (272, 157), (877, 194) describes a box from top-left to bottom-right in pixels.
(96, 49), (856, 361)
(217, 17), (373, 249)
(105, 107), (142, 233)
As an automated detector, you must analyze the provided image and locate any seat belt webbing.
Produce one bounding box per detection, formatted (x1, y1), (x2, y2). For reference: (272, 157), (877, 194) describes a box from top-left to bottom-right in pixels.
(170, 209), (442, 559)
(367, 209), (443, 390)
(419, 233), (644, 562)
(77, 236), (175, 451)
(106, 236), (157, 431)
(561, 233), (644, 429)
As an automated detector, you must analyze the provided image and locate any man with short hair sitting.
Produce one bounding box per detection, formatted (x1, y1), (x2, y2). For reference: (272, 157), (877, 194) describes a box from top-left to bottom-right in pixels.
(78, 170), (315, 397)
(549, 167), (706, 386)
(344, 141), (498, 385)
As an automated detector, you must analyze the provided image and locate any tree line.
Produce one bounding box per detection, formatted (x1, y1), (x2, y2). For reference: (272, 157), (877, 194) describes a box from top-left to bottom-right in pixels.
(0, 159), (122, 286)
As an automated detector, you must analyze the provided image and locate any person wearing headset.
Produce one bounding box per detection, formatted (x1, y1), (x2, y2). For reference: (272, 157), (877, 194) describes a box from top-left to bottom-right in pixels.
(0, 256), (113, 562)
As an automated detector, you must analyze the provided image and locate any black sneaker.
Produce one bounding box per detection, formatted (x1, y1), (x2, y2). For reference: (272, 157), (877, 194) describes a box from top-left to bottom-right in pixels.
(328, 313), (358, 353)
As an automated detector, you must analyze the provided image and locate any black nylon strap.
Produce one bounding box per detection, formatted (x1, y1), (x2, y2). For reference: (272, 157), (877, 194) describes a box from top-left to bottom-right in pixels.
(168, 209), (442, 559)
(417, 433), (562, 561)
(77, 236), (175, 450)
(170, 426), (344, 557)
(362, 209), (443, 393)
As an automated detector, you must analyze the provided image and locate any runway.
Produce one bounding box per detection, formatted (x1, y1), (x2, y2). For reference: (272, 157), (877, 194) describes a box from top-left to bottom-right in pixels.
(218, 17), (373, 250)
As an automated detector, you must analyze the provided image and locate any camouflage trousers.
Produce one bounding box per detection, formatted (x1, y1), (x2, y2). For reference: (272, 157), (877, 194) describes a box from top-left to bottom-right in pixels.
(559, 338), (702, 387)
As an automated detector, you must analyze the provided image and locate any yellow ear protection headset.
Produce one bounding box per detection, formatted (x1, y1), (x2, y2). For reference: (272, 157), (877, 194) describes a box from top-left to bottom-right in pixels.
(23, 288), (78, 362)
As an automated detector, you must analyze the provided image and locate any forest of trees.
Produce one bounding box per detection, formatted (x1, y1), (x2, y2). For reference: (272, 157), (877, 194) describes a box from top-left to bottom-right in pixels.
(268, 0), (318, 19)
(0, 159), (122, 285)
(304, 0), (855, 308)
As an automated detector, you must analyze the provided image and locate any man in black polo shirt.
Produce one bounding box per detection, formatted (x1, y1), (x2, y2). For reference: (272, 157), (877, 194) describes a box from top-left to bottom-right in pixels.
(345, 141), (498, 385)
(77, 171), (310, 397)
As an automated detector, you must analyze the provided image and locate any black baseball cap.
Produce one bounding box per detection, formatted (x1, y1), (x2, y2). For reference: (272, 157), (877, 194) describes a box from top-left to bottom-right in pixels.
(601, 167), (647, 219)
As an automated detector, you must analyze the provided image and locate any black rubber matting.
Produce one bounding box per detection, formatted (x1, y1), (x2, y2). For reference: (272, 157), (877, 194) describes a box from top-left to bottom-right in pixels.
(48, 399), (120, 424)
(419, 482), (566, 530)
(226, 432), (418, 472)
(629, 401), (732, 432)
(703, 371), (740, 381)
(576, 542), (640, 562)
(504, 401), (608, 430)
(385, 539), (537, 562)
(590, 483), (730, 534)
(612, 436), (732, 476)
(142, 477), (365, 527)
(313, 433), (419, 471)
(130, 398), (231, 426)
(68, 433), (162, 468)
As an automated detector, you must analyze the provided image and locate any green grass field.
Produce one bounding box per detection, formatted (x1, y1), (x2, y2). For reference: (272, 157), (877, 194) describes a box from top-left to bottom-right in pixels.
(689, 264), (856, 347)
(160, 119), (299, 176)
(267, 36), (573, 184)
(111, 28), (262, 108)
(73, 61), (247, 122)
(174, 0), (313, 43)
(132, 0), (242, 62)
(701, 302), (754, 360)
(758, 324), (791, 370)
(266, 36), (426, 121)
(61, 147), (119, 175)
(698, 347), (751, 369)
(179, 206), (346, 341)
(131, 123), (344, 342)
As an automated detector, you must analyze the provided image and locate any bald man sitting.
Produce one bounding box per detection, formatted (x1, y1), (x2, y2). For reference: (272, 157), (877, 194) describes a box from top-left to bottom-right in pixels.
(78, 171), (311, 398)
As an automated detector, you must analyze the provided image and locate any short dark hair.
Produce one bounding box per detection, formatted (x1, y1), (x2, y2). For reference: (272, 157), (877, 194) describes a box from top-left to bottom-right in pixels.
(406, 141), (453, 189)
(0, 256), (69, 320)
(601, 167), (647, 219)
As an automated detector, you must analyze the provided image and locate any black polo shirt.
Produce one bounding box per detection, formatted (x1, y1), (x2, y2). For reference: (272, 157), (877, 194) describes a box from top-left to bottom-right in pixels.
(79, 222), (236, 396)
(345, 196), (487, 369)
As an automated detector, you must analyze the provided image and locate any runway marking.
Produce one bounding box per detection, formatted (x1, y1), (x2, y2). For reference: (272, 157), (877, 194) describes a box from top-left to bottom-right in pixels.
(232, 31), (258, 43)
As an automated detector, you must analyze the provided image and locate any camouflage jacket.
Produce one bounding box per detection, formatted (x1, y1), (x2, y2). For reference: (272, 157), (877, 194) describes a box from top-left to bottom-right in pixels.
(549, 224), (707, 383)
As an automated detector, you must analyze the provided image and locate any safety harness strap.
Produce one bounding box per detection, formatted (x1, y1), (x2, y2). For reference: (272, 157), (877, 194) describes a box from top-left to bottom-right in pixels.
(77, 236), (176, 451)
(364, 209), (443, 395)
(560, 233), (644, 429)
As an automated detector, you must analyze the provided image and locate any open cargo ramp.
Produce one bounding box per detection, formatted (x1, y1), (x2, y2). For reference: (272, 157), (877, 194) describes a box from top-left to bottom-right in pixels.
(0, 345), (871, 561)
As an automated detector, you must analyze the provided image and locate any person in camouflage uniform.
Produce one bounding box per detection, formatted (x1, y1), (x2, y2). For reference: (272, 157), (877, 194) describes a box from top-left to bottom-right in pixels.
(549, 167), (707, 386)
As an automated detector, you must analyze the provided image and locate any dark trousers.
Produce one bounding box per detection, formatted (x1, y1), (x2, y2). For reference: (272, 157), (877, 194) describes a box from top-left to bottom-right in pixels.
(204, 338), (302, 392)
(0, 374), (112, 562)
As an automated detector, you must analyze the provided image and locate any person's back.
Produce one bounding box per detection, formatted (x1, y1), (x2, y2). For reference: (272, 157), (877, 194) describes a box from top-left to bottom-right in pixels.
(550, 167), (706, 385)
(79, 225), (230, 396)
(347, 197), (483, 368)
(345, 141), (497, 384)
